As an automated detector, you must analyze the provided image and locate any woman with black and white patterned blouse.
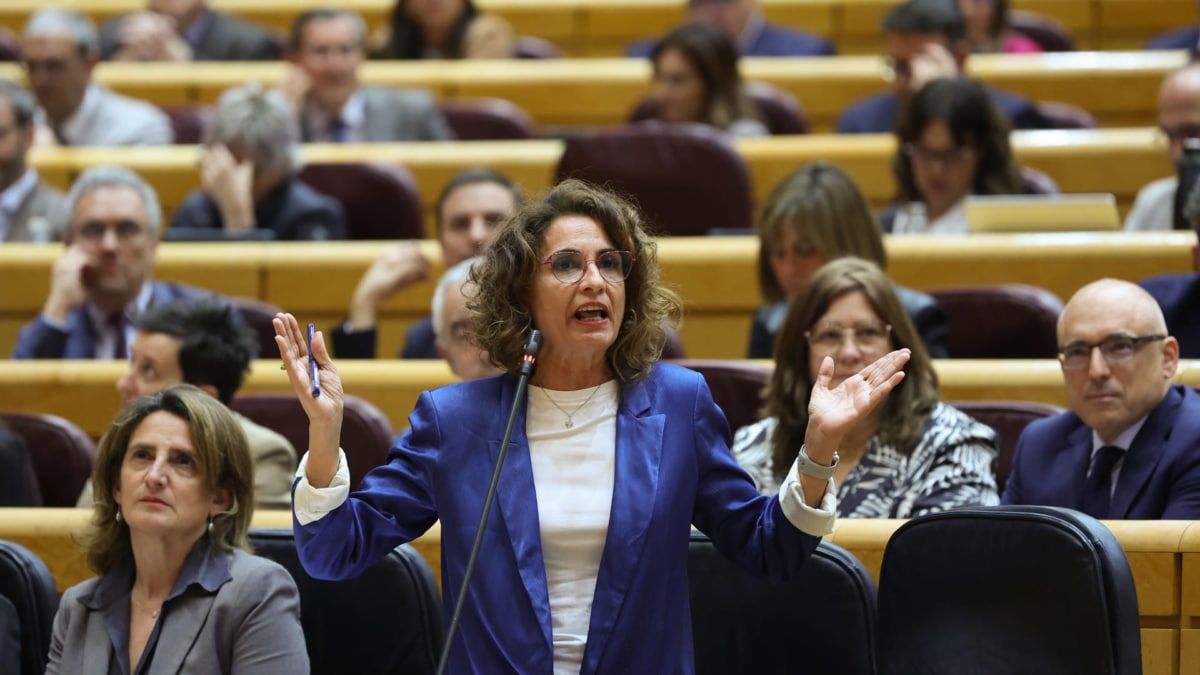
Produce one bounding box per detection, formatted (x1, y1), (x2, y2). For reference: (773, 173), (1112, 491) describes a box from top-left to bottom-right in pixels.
(733, 257), (1000, 518)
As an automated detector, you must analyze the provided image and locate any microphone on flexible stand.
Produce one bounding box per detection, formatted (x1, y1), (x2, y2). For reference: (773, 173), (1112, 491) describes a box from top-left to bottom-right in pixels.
(435, 329), (542, 675)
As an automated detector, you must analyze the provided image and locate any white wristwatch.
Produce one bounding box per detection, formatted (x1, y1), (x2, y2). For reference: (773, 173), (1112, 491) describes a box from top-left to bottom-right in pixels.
(797, 446), (839, 480)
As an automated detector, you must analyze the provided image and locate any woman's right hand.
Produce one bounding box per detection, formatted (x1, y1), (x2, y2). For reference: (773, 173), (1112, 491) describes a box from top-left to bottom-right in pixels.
(274, 312), (344, 487)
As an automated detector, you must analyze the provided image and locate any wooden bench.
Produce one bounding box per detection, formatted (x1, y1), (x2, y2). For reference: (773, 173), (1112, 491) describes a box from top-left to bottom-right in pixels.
(2, 507), (1193, 675)
(0, 0), (1189, 56)
(26, 128), (1176, 228)
(3, 358), (1200, 442)
(0, 50), (1182, 132)
(1, 233), (1193, 359)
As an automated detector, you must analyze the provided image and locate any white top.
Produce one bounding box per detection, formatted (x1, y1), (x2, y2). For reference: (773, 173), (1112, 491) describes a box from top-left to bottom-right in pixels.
(527, 381), (619, 675)
(894, 198), (969, 235)
(1123, 175), (1175, 231)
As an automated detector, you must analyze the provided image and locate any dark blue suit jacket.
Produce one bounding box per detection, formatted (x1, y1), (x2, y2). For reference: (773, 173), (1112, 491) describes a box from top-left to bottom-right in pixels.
(835, 87), (1049, 134)
(626, 21), (834, 57)
(1140, 273), (1200, 359)
(171, 178), (346, 241)
(294, 364), (822, 674)
(11, 281), (209, 359)
(1002, 385), (1200, 519)
(1145, 26), (1199, 52)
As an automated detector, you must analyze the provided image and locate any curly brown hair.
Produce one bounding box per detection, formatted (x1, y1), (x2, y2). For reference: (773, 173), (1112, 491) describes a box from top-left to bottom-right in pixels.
(78, 385), (255, 575)
(762, 257), (939, 486)
(469, 179), (682, 382)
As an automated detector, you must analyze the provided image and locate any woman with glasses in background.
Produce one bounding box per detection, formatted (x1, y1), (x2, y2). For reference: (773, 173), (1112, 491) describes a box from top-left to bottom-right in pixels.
(276, 180), (911, 672)
(888, 76), (1026, 234)
(734, 257), (999, 517)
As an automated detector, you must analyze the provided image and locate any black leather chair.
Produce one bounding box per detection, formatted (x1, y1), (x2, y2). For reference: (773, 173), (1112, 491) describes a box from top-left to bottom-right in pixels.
(665, 359), (772, 434)
(248, 528), (444, 675)
(878, 505), (1141, 675)
(688, 533), (877, 675)
(949, 400), (1064, 494)
(0, 411), (95, 507)
(439, 97), (537, 140)
(928, 283), (1064, 359)
(0, 540), (58, 675)
(555, 122), (754, 235)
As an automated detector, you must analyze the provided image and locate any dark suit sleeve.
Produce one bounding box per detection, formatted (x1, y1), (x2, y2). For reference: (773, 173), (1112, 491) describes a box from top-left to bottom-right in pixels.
(289, 199), (347, 241)
(1000, 430), (1028, 505)
(170, 191), (223, 231)
(0, 596), (21, 675)
(11, 316), (70, 359)
(330, 323), (379, 360)
(1162, 436), (1200, 519)
(399, 318), (440, 359)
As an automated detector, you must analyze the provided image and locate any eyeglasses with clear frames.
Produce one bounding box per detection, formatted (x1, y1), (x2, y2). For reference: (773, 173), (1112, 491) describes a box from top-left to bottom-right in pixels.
(541, 250), (635, 285)
(805, 323), (893, 354)
(1057, 334), (1167, 370)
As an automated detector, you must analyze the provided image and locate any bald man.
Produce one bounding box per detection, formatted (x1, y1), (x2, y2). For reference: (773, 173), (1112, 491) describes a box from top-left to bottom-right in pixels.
(1125, 63), (1200, 231)
(1001, 279), (1200, 519)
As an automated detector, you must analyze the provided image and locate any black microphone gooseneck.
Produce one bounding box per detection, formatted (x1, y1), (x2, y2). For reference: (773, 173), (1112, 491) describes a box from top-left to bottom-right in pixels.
(435, 329), (542, 675)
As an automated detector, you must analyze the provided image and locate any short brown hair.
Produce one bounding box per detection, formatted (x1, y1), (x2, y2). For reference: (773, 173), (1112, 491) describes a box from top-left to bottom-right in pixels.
(469, 179), (682, 382)
(762, 257), (939, 485)
(79, 385), (255, 575)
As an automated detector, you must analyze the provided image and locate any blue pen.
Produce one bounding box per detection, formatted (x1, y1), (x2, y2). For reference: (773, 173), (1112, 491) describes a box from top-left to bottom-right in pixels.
(307, 322), (320, 398)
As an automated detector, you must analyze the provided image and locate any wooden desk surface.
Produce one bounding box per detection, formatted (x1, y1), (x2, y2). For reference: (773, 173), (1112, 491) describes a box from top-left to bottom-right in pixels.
(0, 50), (1182, 132)
(1, 233), (1194, 359)
(0, 0), (1189, 56)
(25, 128), (1176, 228)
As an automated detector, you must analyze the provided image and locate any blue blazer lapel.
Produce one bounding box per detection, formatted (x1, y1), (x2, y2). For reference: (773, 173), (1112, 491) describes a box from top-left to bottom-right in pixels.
(581, 378), (664, 673)
(1111, 386), (1180, 518)
(487, 377), (553, 654)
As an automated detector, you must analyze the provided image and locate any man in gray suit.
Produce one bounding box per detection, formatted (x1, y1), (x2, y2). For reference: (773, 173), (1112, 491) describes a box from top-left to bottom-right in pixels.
(283, 7), (454, 143)
(22, 9), (172, 147)
(98, 0), (281, 62)
(0, 80), (66, 243)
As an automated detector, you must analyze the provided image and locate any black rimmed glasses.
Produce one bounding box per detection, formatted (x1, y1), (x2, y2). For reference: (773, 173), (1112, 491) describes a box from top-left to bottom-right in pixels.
(1057, 334), (1167, 371)
(541, 250), (635, 284)
(805, 323), (893, 354)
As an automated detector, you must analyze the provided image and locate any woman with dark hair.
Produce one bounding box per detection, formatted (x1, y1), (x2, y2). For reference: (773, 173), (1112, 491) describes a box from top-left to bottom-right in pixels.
(748, 162), (949, 359)
(646, 21), (767, 136)
(889, 76), (1026, 234)
(734, 257), (999, 517)
(45, 385), (308, 674)
(378, 0), (514, 59)
(275, 179), (910, 672)
(958, 0), (1042, 54)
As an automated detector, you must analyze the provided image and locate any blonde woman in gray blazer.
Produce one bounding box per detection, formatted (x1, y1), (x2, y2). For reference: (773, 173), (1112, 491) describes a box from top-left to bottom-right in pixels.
(45, 386), (308, 674)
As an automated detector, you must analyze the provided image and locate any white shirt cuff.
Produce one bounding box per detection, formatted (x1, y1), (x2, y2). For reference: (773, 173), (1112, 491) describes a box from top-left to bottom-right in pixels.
(778, 453), (837, 537)
(292, 449), (351, 525)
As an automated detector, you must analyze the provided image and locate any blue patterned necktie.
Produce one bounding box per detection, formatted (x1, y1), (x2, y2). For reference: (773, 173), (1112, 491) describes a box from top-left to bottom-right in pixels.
(1077, 445), (1125, 519)
(328, 117), (349, 143)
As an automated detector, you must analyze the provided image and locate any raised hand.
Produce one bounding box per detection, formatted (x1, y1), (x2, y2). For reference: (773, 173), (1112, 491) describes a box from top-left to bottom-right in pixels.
(42, 246), (92, 323)
(805, 348), (910, 460)
(274, 312), (344, 487)
(200, 144), (255, 233)
(347, 243), (432, 331)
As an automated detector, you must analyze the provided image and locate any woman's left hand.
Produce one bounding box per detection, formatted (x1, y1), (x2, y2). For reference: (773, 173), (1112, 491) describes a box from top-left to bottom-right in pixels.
(805, 348), (911, 459)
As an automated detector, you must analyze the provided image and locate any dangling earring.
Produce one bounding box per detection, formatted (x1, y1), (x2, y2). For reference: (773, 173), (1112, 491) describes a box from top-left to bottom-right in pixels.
(115, 505), (122, 523)
(207, 515), (214, 533)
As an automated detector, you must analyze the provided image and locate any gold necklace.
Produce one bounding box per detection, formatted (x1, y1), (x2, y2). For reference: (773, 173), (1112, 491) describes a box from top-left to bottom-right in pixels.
(541, 383), (603, 429)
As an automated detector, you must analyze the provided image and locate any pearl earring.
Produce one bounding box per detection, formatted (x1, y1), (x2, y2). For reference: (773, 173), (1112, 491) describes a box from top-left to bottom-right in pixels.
(208, 515), (214, 533)
(115, 506), (122, 523)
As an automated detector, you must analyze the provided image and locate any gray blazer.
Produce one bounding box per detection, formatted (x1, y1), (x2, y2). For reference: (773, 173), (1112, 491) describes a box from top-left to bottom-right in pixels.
(302, 85), (455, 142)
(45, 550), (308, 675)
(60, 84), (173, 147)
(3, 179), (66, 243)
(99, 9), (280, 62)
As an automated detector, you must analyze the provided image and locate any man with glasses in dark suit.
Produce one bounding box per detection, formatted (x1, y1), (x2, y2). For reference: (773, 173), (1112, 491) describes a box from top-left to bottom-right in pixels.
(1002, 279), (1200, 519)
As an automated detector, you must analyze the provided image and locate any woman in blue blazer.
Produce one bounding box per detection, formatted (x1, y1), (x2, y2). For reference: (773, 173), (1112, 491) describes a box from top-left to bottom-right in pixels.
(277, 180), (910, 674)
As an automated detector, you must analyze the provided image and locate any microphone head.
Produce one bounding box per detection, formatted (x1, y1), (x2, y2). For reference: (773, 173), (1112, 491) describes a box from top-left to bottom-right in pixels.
(524, 329), (543, 358)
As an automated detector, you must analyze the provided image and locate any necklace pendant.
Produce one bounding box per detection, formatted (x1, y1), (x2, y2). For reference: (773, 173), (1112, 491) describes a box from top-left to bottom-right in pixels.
(564, 419), (574, 429)
(151, 609), (160, 619)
